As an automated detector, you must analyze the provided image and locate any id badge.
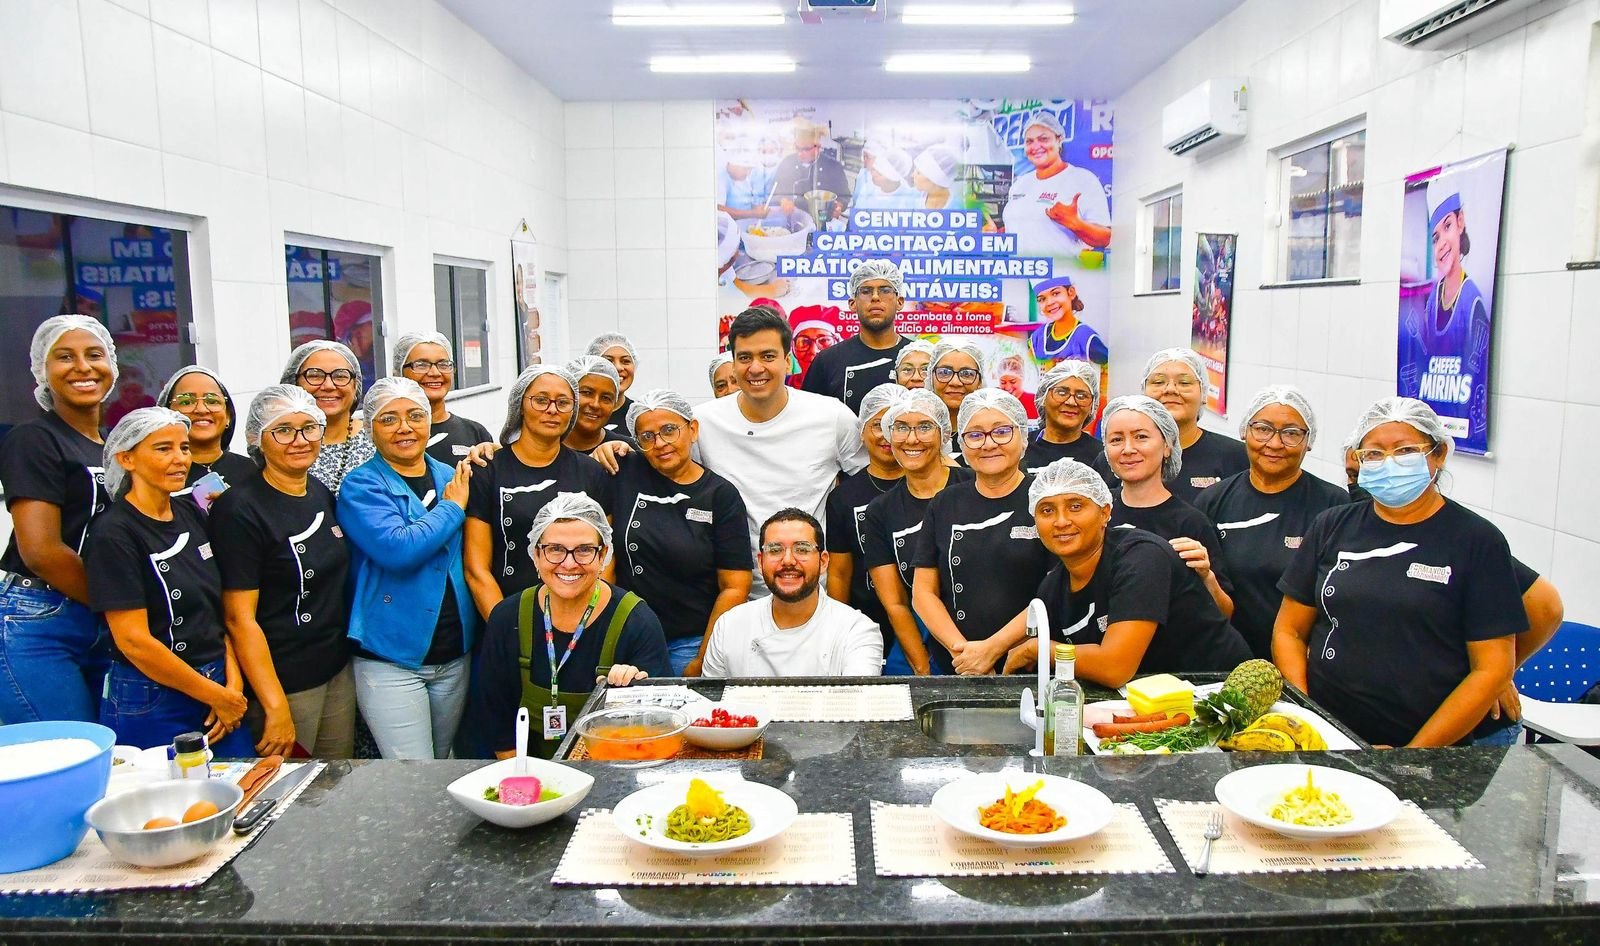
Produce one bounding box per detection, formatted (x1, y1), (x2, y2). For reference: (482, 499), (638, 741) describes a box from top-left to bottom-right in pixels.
(542, 705), (568, 740)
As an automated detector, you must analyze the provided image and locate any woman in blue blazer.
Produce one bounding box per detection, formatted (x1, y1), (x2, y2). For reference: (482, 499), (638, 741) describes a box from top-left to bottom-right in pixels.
(337, 378), (480, 759)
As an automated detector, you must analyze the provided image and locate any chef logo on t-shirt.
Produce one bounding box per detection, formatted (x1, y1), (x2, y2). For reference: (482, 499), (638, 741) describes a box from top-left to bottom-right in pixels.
(1406, 563), (1452, 585)
(1097, 615), (1109, 633)
(1010, 525), (1038, 540)
(685, 508), (713, 524)
(198, 542), (213, 560)
(453, 445), (471, 456)
(331, 525), (343, 538)
(1284, 536), (1303, 550)
(1189, 476), (1221, 489)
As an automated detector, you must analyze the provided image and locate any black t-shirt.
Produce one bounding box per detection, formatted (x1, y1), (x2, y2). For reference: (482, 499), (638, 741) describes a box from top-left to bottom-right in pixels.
(1171, 429), (1248, 505)
(1034, 528), (1252, 675)
(398, 472), (465, 665)
(1278, 499), (1525, 747)
(910, 475), (1054, 674)
(208, 475), (351, 693)
(1512, 557), (1538, 595)
(1193, 470), (1351, 659)
(466, 445), (615, 596)
(426, 413), (494, 466)
(604, 394), (636, 433)
(86, 499), (226, 668)
(465, 582), (670, 753)
(611, 453), (751, 640)
(1023, 431), (1103, 474)
(861, 467), (975, 591)
(0, 412), (110, 581)
(1110, 492), (1232, 596)
(177, 451), (259, 499)
(800, 335), (911, 415)
(825, 468), (903, 636)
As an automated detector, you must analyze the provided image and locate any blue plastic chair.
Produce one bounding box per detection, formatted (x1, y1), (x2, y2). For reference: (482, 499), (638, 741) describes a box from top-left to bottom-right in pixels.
(1514, 622), (1600, 746)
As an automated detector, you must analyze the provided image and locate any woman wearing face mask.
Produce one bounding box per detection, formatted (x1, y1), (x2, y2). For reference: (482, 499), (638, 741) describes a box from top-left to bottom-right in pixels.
(1101, 396), (1233, 619)
(282, 341), (374, 496)
(1132, 347), (1246, 503)
(1193, 385), (1349, 659)
(158, 366), (256, 500)
(393, 332), (495, 466)
(1274, 397), (1523, 748)
(893, 339), (936, 391)
(0, 316), (118, 723)
(911, 389), (1053, 675)
(563, 355), (632, 453)
(924, 339), (985, 460)
(863, 388), (974, 676)
(1024, 359), (1102, 473)
(709, 351), (738, 399)
(586, 333), (638, 431)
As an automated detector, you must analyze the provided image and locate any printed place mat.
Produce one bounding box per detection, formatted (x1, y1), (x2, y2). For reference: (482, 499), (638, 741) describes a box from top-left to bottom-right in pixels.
(869, 801), (1175, 877)
(0, 762), (324, 894)
(552, 809), (856, 886)
(719, 683), (913, 722)
(568, 736), (764, 762)
(1155, 799), (1484, 874)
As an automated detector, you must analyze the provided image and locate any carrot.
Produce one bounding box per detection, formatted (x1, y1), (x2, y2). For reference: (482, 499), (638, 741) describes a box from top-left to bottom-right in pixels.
(1112, 711), (1170, 724)
(1093, 713), (1189, 739)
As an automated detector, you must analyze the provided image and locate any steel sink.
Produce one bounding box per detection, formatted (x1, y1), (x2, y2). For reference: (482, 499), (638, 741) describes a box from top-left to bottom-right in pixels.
(918, 700), (1036, 747)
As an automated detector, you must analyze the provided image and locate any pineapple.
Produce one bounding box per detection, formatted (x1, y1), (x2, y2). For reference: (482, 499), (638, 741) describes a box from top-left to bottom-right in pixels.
(1195, 659), (1284, 741)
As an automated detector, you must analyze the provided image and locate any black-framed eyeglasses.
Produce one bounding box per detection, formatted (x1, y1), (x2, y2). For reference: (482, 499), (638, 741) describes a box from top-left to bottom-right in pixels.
(536, 543), (602, 565)
(1245, 422), (1309, 448)
(933, 366), (981, 384)
(170, 392), (225, 409)
(527, 394), (575, 413)
(404, 359), (454, 374)
(637, 423), (685, 447)
(1046, 387), (1094, 404)
(267, 423), (325, 445)
(299, 368), (356, 387)
(960, 425), (1017, 447)
(889, 421), (940, 442)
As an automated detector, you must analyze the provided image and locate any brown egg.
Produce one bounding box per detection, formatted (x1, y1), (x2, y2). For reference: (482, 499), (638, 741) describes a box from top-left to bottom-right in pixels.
(143, 817), (179, 830)
(182, 800), (220, 823)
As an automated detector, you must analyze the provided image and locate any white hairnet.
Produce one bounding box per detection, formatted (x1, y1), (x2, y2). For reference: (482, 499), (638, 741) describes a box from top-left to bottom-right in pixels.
(157, 365), (237, 450)
(1240, 384), (1319, 448)
(881, 388), (954, 456)
(857, 383), (907, 440)
(1029, 458), (1113, 512)
(915, 145), (959, 189)
(848, 259), (905, 298)
(566, 354), (622, 395)
(281, 340), (363, 397)
(103, 407), (189, 499)
(586, 333), (637, 362)
(1036, 359), (1100, 415)
(957, 388), (1028, 435)
(707, 351), (734, 387)
(502, 365), (577, 445)
(1142, 348), (1208, 405)
(1102, 395), (1183, 482)
(925, 339), (986, 391)
(391, 330), (452, 375)
(1349, 396), (1454, 463)
(244, 384), (326, 459)
(625, 388), (695, 437)
(362, 376), (428, 422)
(30, 315), (119, 411)
(527, 491), (613, 565)
(878, 148), (913, 183)
(896, 339), (937, 370)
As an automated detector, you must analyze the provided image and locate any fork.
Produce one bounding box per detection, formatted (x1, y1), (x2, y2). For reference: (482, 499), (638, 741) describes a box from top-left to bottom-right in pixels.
(1195, 810), (1224, 876)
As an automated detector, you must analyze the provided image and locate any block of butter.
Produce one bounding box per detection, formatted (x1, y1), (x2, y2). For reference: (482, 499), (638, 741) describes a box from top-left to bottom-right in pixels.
(1126, 674), (1195, 718)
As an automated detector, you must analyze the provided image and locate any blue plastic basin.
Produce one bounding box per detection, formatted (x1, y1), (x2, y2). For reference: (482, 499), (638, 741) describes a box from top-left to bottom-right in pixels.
(0, 721), (115, 873)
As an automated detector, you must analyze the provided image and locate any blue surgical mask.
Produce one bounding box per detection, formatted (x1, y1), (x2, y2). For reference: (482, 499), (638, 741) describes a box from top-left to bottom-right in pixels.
(1356, 453), (1435, 508)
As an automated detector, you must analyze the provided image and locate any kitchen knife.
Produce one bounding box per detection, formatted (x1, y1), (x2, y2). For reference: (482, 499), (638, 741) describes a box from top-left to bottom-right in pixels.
(232, 763), (319, 834)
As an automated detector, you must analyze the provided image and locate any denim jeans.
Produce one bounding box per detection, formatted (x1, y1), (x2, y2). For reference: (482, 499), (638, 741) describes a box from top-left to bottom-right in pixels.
(666, 635), (704, 677)
(99, 659), (257, 757)
(1471, 721), (1525, 747)
(351, 655), (470, 759)
(883, 613), (942, 677)
(0, 576), (110, 724)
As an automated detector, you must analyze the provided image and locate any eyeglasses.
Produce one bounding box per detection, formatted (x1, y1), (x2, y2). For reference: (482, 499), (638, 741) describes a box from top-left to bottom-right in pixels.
(889, 421), (940, 442)
(933, 366), (981, 384)
(960, 425), (1017, 447)
(375, 409), (429, 427)
(760, 541), (819, 558)
(536, 543), (603, 565)
(637, 423), (685, 447)
(1046, 387), (1094, 404)
(267, 423), (325, 445)
(170, 392), (225, 409)
(527, 394), (575, 413)
(1354, 442), (1437, 469)
(299, 368), (356, 387)
(1245, 422), (1309, 448)
(404, 359), (454, 374)
(896, 364), (928, 379)
(1145, 374), (1199, 392)
(855, 285), (899, 298)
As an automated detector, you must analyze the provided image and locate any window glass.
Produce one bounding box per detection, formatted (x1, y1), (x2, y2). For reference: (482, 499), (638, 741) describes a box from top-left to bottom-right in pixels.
(434, 263), (490, 388)
(1147, 193), (1183, 292)
(285, 245), (383, 390)
(1281, 129), (1365, 281)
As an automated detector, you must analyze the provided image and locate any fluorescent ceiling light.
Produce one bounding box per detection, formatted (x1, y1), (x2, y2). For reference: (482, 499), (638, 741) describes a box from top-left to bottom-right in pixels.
(613, 4), (785, 26)
(884, 54), (1031, 73)
(900, 4), (1074, 25)
(650, 55), (797, 73)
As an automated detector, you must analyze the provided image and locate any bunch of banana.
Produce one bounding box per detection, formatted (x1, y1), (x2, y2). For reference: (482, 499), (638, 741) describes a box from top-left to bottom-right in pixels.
(1216, 713), (1327, 752)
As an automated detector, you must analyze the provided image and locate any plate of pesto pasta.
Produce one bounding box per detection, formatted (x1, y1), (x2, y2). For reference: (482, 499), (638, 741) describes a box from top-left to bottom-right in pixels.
(611, 775), (799, 856)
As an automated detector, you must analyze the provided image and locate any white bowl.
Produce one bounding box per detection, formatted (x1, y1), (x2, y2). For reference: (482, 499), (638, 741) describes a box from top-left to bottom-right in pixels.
(739, 217), (814, 263)
(611, 775), (798, 857)
(1214, 763), (1401, 840)
(446, 757), (594, 829)
(930, 772), (1115, 849)
(682, 703), (771, 751)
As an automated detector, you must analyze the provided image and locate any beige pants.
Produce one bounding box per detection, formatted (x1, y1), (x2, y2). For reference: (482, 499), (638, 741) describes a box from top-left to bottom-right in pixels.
(246, 664), (357, 758)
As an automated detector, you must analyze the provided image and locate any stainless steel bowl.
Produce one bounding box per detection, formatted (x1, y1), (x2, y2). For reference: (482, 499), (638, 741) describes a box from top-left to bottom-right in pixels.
(85, 779), (244, 867)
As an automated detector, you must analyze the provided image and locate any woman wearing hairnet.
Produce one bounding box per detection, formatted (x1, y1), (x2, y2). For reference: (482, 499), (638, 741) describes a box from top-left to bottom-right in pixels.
(563, 355), (633, 454)
(587, 333), (638, 430)
(282, 340), (374, 495)
(85, 408), (257, 755)
(894, 339), (936, 390)
(862, 389), (973, 675)
(911, 390), (1053, 675)
(925, 339), (985, 461)
(912, 145), (961, 211)
(208, 386), (354, 757)
(0, 316), (121, 723)
(709, 351), (738, 398)
(464, 493), (668, 757)
(604, 390), (751, 677)
(998, 459), (1250, 681)
(394, 332), (495, 465)
(1275, 397), (1524, 748)
(336, 379), (480, 758)
(1134, 347), (1246, 503)
(158, 366), (255, 501)
(1024, 359), (1103, 473)
(1192, 385), (1350, 659)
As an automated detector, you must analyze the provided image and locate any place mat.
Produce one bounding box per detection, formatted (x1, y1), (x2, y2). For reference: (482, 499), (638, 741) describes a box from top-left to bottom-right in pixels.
(1154, 799), (1484, 874)
(719, 683), (913, 722)
(0, 762), (324, 894)
(551, 809), (856, 886)
(869, 801), (1175, 877)
(568, 736), (764, 762)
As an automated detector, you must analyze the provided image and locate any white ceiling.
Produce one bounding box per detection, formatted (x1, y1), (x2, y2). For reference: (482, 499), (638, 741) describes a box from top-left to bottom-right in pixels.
(436, 0), (1248, 102)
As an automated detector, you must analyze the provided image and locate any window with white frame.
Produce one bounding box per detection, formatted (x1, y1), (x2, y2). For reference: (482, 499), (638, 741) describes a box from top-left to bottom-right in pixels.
(1277, 126), (1365, 282)
(1142, 190), (1183, 292)
(434, 261), (490, 388)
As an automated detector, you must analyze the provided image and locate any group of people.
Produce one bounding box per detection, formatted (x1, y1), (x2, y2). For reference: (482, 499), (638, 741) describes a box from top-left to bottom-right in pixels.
(0, 257), (1564, 757)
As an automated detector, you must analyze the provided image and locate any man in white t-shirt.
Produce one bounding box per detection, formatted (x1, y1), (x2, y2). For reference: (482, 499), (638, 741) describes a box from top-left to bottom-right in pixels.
(1001, 111), (1111, 260)
(701, 509), (882, 678)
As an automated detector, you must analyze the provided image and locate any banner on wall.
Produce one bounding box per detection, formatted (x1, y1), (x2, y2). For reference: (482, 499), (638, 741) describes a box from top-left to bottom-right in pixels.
(511, 236), (542, 370)
(1191, 232), (1236, 415)
(713, 98), (1114, 419)
(1397, 148), (1508, 456)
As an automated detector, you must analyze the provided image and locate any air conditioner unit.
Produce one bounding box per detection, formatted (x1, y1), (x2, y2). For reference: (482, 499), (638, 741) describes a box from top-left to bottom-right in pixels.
(1380, 0), (1544, 49)
(798, 0), (884, 23)
(1161, 78), (1248, 158)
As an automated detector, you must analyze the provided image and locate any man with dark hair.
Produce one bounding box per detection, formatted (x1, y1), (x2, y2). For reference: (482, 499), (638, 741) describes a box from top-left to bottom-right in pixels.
(700, 508), (882, 677)
(801, 259), (911, 415)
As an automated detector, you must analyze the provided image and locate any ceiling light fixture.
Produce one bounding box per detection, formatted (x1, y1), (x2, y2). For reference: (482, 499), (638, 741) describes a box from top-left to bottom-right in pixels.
(650, 55), (797, 73)
(900, 4), (1075, 26)
(884, 53), (1032, 73)
(613, 4), (786, 27)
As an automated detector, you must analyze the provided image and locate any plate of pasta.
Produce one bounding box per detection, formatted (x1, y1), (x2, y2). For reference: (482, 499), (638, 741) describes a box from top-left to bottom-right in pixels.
(611, 775), (798, 856)
(930, 772), (1115, 848)
(1214, 764), (1401, 839)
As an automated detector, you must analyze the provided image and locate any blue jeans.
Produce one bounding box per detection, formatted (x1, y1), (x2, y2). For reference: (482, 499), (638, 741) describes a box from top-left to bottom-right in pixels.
(0, 577), (110, 724)
(99, 659), (256, 757)
(351, 655), (470, 759)
(884, 614), (944, 677)
(666, 636), (703, 677)
(1471, 721), (1525, 747)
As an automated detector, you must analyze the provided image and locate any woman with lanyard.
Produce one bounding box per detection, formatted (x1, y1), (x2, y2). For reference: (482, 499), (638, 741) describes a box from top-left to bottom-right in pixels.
(1134, 347), (1246, 503)
(1024, 359), (1103, 473)
(893, 339), (936, 391)
(208, 386), (354, 758)
(281, 340), (374, 496)
(586, 333), (638, 431)
(998, 459), (1251, 681)
(157, 365), (256, 501)
(924, 339), (985, 460)
(911, 389), (1053, 675)
(464, 492), (668, 758)
(1275, 397), (1523, 748)
(563, 355), (632, 453)
(825, 383), (907, 671)
(393, 331), (495, 466)
(464, 365), (614, 621)
(0, 316), (119, 723)
(87, 408), (257, 755)
(863, 388), (973, 675)
(709, 351), (737, 398)
(1101, 395), (1234, 618)
(336, 378), (479, 759)
(1192, 385), (1349, 659)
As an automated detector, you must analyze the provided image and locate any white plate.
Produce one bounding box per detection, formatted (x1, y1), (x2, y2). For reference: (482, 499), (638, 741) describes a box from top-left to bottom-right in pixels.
(682, 703), (771, 751)
(1082, 684), (1360, 755)
(930, 772), (1115, 848)
(446, 757), (595, 829)
(611, 775), (798, 857)
(1214, 763), (1402, 839)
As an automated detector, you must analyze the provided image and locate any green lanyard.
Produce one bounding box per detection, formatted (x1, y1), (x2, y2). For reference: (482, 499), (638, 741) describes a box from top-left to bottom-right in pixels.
(542, 585), (601, 708)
